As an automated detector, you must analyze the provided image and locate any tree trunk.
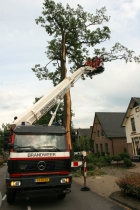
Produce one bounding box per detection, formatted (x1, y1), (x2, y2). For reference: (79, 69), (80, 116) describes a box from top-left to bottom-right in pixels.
(61, 34), (72, 149)
(64, 91), (72, 149)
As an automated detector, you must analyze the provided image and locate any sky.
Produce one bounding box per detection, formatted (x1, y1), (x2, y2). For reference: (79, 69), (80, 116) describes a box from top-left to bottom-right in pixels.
(0, 0), (140, 129)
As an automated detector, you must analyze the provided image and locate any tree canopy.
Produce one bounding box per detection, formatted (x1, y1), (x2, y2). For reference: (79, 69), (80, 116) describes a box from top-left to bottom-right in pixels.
(32, 1), (140, 83)
(0, 130), (4, 152)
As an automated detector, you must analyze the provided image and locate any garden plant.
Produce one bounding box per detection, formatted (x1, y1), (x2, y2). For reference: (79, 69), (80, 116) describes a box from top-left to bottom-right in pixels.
(116, 173), (140, 198)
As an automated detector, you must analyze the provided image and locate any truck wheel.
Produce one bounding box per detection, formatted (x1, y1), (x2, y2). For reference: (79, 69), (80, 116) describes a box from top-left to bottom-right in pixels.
(58, 193), (66, 199)
(7, 192), (16, 204)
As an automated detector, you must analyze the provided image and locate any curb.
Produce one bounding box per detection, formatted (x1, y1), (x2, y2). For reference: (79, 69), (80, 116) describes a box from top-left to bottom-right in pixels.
(110, 191), (139, 210)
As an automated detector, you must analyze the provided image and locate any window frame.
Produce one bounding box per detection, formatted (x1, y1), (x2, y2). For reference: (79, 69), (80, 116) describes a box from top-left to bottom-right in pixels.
(105, 143), (108, 153)
(131, 118), (136, 132)
(101, 130), (104, 136)
(96, 144), (98, 152)
(97, 130), (100, 137)
(100, 143), (103, 153)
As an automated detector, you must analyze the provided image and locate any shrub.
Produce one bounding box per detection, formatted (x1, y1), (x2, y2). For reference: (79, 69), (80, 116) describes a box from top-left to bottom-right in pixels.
(87, 163), (95, 171)
(95, 152), (100, 157)
(113, 154), (122, 164)
(119, 152), (130, 160)
(86, 154), (95, 163)
(124, 158), (132, 167)
(116, 173), (140, 198)
(72, 169), (82, 177)
(101, 151), (105, 156)
(106, 151), (110, 155)
(74, 154), (81, 161)
(93, 156), (107, 168)
(104, 155), (112, 165)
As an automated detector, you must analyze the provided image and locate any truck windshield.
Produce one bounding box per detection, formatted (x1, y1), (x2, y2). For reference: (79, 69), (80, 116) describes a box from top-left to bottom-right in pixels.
(14, 134), (67, 151)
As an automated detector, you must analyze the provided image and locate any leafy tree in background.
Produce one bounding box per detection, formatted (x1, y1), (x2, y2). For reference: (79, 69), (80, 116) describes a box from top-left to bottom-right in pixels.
(0, 124), (10, 152)
(0, 124), (10, 155)
(33, 97), (64, 125)
(32, 0), (140, 148)
(74, 135), (92, 152)
(33, 97), (74, 126)
(2, 123), (10, 131)
(0, 129), (4, 155)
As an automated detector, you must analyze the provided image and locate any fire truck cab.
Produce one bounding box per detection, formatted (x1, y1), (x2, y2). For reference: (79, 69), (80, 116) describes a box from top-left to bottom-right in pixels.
(6, 125), (71, 204)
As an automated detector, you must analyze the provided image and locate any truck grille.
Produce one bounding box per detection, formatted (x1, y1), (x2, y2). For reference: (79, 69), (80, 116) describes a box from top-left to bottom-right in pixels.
(8, 159), (71, 173)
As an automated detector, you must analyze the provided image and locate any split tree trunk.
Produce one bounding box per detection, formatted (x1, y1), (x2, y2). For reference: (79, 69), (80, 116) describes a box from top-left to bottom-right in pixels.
(64, 91), (72, 149)
(61, 34), (72, 149)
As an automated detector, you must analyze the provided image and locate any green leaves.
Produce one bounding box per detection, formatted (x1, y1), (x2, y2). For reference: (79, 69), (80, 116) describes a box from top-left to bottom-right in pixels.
(0, 130), (4, 149)
(32, 0), (140, 84)
(33, 97), (64, 125)
(94, 42), (138, 63)
(32, 1), (112, 81)
(76, 135), (92, 152)
(35, 1), (140, 74)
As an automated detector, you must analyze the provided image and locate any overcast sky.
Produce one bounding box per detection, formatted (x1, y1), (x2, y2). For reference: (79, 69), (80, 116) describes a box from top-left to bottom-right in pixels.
(0, 0), (140, 129)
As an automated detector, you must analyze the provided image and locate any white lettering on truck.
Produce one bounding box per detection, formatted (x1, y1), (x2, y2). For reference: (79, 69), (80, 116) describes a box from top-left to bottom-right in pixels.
(28, 152), (56, 157)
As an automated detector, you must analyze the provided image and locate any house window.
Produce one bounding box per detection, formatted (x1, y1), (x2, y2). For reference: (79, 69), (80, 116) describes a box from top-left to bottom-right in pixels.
(131, 118), (136, 132)
(105, 143), (108, 153)
(96, 144), (98, 152)
(97, 130), (100, 137)
(101, 130), (104, 136)
(100, 144), (103, 153)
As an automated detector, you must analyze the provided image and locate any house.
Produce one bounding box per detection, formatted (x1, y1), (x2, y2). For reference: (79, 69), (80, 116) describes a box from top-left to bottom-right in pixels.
(72, 127), (93, 152)
(121, 97), (140, 157)
(76, 127), (93, 139)
(72, 126), (93, 141)
(91, 112), (127, 155)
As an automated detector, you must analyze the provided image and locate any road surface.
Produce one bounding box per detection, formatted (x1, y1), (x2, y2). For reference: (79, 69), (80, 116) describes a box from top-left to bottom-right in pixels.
(0, 165), (129, 210)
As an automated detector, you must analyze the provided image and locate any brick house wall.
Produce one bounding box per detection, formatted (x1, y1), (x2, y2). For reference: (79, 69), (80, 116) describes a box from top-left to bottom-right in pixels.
(92, 121), (111, 154)
(111, 138), (128, 155)
(92, 117), (128, 155)
(94, 132), (127, 156)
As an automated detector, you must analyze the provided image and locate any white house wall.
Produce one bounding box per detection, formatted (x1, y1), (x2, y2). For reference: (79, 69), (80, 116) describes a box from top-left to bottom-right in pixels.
(125, 105), (140, 144)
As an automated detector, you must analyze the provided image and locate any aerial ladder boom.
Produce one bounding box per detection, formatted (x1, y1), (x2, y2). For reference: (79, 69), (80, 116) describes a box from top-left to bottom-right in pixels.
(11, 65), (103, 129)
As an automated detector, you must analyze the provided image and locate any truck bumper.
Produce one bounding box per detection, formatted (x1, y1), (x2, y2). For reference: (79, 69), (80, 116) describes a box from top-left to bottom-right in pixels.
(17, 187), (70, 198)
(6, 174), (72, 198)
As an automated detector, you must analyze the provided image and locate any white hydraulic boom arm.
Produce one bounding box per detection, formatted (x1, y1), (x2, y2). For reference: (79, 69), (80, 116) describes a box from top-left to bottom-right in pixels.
(10, 66), (98, 129)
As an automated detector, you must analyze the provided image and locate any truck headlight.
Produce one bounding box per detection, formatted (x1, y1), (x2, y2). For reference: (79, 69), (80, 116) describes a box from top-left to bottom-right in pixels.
(10, 181), (21, 187)
(60, 178), (70, 183)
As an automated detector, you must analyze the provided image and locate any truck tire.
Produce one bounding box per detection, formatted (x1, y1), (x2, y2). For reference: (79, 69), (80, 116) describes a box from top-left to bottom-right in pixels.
(58, 193), (66, 199)
(7, 192), (16, 204)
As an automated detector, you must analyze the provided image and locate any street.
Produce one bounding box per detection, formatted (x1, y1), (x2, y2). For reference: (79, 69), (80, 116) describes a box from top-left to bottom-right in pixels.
(0, 165), (128, 210)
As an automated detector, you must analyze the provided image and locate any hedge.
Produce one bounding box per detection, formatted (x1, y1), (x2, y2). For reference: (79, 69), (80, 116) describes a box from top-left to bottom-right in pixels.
(116, 173), (140, 198)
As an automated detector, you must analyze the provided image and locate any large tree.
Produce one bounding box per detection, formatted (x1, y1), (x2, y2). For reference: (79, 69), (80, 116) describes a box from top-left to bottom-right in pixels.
(32, 0), (140, 148)
(0, 129), (4, 154)
(0, 124), (10, 154)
